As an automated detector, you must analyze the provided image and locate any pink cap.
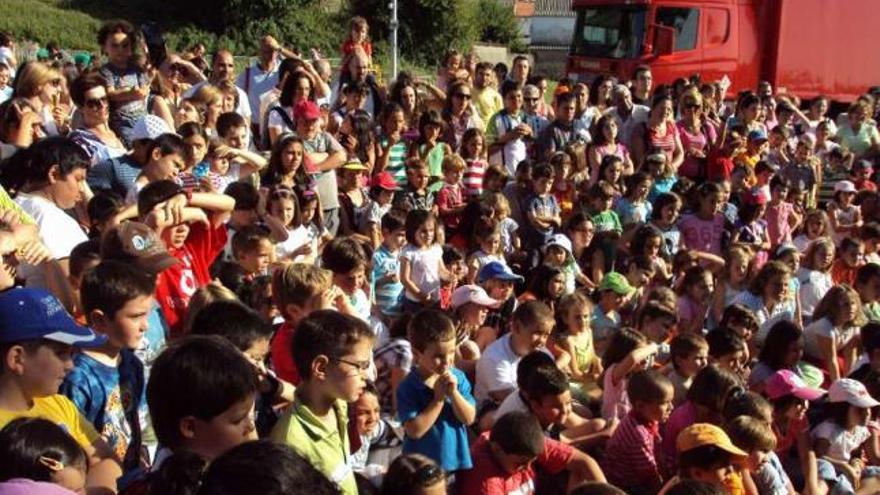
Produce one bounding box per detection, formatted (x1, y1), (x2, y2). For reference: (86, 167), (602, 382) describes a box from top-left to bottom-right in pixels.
(765, 369), (826, 401)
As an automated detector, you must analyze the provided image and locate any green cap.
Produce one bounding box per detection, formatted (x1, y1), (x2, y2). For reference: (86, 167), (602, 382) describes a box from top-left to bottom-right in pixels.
(597, 272), (635, 296)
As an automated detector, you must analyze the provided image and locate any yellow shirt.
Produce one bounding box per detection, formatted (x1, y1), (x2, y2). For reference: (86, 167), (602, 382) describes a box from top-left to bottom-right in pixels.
(0, 185), (34, 224)
(0, 394), (99, 448)
(270, 397), (356, 495)
(473, 87), (503, 131)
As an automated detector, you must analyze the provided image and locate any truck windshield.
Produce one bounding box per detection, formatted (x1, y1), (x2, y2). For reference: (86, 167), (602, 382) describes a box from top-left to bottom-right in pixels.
(571, 6), (647, 59)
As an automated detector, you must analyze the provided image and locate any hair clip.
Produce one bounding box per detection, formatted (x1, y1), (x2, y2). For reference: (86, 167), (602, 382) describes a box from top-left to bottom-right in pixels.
(38, 456), (65, 472)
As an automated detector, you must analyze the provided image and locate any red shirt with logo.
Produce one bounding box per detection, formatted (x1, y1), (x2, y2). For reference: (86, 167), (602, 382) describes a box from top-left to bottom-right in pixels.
(155, 222), (227, 338)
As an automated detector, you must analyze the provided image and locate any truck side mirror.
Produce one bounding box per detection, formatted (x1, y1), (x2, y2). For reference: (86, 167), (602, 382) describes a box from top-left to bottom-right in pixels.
(653, 24), (675, 56)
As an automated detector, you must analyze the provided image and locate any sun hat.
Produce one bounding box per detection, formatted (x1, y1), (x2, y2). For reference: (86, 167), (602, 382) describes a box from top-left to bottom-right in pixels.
(478, 261), (524, 284)
(834, 180), (857, 194)
(0, 288), (106, 347)
(131, 115), (173, 142)
(827, 378), (880, 408)
(451, 285), (500, 310)
(341, 159), (368, 171)
(522, 84), (540, 98)
(596, 272), (635, 297)
(100, 221), (179, 274)
(543, 233), (573, 256)
(676, 423), (748, 460)
(764, 369), (826, 401)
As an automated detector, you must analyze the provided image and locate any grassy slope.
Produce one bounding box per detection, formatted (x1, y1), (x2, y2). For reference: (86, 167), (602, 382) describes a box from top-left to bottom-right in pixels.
(0, 0), (101, 50)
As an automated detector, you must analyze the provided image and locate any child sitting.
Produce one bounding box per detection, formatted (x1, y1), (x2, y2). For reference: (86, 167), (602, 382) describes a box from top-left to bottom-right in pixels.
(459, 410), (604, 493)
(0, 417), (89, 493)
(60, 261), (153, 474)
(664, 423), (751, 494)
(475, 301), (554, 410)
(361, 172), (398, 248)
(727, 415), (795, 495)
(214, 112), (267, 191)
(706, 329), (748, 379)
(615, 172), (654, 228)
(828, 181), (862, 246)
(349, 383), (401, 487)
(125, 133), (186, 204)
(591, 272), (636, 353)
(666, 334), (709, 406)
(600, 328), (657, 421)
(397, 309), (476, 473)
(603, 369), (674, 493)
(399, 210), (448, 310)
(832, 237), (865, 286)
(270, 311), (375, 495)
(554, 291), (601, 402)
(523, 164), (562, 266)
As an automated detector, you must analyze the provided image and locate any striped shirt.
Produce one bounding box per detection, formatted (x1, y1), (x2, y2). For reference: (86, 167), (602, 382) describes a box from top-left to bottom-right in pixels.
(603, 412), (663, 492)
(380, 136), (408, 189)
(372, 244), (403, 316)
(463, 158), (486, 198)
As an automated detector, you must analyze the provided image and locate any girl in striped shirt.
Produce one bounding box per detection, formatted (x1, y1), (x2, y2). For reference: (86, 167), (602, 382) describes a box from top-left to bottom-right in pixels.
(461, 128), (487, 199)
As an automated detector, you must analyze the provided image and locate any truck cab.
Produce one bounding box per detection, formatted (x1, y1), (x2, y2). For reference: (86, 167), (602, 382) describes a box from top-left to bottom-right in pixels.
(566, 0), (759, 95)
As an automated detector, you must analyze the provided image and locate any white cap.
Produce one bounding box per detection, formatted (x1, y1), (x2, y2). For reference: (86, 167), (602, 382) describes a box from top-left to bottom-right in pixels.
(130, 115), (173, 142)
(451, 285), (500, 310)
(543, 233), (573, 256)
(827, 378), (880, 408)
(834, 180), (857, 194)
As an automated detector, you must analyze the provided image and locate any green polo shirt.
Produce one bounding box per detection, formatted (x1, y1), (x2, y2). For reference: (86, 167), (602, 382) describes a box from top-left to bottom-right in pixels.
(270, 397), (356, 495)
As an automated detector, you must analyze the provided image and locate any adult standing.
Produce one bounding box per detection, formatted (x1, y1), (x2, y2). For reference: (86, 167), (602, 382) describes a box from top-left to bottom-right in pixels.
(266, 72), (315, 146)
(294, 100), (346, 235)
(631, 94), (684, 171)
(333, 48), (383, 118)
(606, 85), (649, 150)
(472, 62), (503, 127)
(508, 55), (530, 86)
(631, 66), (653, 106)
(185, 50), (251, 125)
(676, 92), (717, 180)
(236, 36), (283, 138)
(837, 100), (880, 160)
(12, 61), (68, 137)
(442, 80), (483, 152)
(589, 75), (614, 114)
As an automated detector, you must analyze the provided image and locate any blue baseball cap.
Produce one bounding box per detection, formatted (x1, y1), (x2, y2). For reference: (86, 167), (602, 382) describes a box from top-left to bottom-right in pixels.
(0, 288), (106, 347)
(748, 129), (768, 143)
(478, 261), (524, 284)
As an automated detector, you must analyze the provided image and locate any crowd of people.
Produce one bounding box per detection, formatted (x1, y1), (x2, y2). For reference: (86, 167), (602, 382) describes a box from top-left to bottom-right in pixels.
(0, 13), (880, 495)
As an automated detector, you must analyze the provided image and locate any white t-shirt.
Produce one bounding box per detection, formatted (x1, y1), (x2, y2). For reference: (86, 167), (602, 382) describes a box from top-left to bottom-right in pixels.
(275, 224), (323, 264)
(496, 390), (530, 418)
(797, 268), (833, 320)
(14, 193), (88, 288)
(399, 244), (443, 302)
(235, 62), (279, 124)
(811, 419), (870, 461)
(803, 317), (859, 361)
(474, 333), (520, 405)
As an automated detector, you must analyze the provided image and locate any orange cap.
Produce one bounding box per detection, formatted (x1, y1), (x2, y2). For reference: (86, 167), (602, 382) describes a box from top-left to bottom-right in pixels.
(676, 423), (748, 459)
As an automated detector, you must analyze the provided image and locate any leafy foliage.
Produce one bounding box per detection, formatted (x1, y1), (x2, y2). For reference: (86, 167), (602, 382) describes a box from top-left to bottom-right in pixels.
(0, 0), (100, 50)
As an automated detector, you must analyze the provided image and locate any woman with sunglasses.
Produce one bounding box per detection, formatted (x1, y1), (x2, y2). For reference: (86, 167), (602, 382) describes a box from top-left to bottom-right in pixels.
(676, 91), (718, 180)
(441, 80), (483, 152)
(68, 72), (127, 168)
(11, 61), (69, 137)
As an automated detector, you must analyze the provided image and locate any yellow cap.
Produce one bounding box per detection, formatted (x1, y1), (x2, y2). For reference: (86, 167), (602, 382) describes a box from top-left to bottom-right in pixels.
(676, 423), (748, 459)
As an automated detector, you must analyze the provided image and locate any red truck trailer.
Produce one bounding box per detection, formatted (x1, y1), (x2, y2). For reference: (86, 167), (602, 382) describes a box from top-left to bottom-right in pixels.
(566, 0), (880, 102)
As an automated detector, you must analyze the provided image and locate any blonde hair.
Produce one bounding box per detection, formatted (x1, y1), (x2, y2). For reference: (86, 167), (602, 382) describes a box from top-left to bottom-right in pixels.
(482, 192), (511, 218)
(441, 153), (466, 173)
(182, 282), (238, 333)
(13, 61), (61, 98)
(802, 209), (830, 238)
(802, 238), (835, 271)
(813, 284), (866, 327)
(190, 83), (223, 107)
(272, 263), (332, 314)
(721, 245), (755, 282)
(557, 290), (593, 330)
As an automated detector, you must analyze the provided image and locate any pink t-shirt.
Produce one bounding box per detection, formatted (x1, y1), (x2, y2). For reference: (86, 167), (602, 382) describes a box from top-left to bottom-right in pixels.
(661, 401), (697, 476)
(765, 201), (795, 248)
(679, 213), (726, 255)
(602, 363), (631, 420)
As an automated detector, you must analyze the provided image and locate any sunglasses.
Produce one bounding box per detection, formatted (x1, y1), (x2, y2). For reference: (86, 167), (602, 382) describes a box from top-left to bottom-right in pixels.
(454, 93), (471, 100)
(524, 97), (539, 102)
(84, 96), (109, 110)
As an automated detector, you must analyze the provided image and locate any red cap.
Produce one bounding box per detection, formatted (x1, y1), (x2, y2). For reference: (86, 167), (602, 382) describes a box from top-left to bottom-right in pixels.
(741, 188), (767, 206)
(294, 100), (321, 121)
(371, 171), (398, 191)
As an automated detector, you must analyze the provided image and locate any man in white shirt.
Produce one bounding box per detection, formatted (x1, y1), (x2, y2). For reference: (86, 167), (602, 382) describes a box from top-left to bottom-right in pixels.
(236, 36), (281, 133)
(607, 84), (649, 149)
(185, 50), (251, 125)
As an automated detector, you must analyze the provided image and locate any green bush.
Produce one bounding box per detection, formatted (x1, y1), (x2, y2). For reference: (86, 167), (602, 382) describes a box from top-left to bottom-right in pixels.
(475, 0), (526, 52)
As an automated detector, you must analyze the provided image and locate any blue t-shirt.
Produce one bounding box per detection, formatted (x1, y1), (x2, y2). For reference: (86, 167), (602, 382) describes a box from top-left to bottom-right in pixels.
(372, 244), (403, 317)
(60, 350), (145, 471)
(396, 367), (474, 472)
(615, 197), (652, 226)
(136, 303), (169, 383)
